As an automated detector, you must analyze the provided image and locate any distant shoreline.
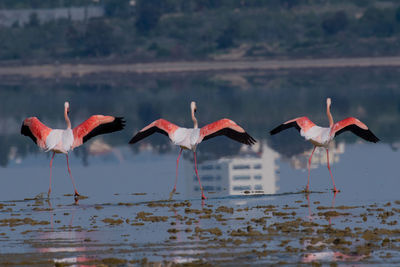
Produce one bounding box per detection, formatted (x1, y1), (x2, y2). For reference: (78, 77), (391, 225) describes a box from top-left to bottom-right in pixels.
(0, 56), (400, 78)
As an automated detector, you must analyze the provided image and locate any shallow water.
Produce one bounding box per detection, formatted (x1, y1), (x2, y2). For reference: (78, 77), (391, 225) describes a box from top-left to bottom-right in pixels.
(0, 68), (400, 265)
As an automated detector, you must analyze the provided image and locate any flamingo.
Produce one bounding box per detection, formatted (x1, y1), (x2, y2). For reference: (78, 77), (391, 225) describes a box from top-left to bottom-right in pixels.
(270, 98), (379, 193)
(21, 102), (125, 197)
(129, 101), (256, 199)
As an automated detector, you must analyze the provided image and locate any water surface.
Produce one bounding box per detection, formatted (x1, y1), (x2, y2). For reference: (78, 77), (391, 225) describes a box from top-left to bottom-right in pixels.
(0, 68), (399, 265)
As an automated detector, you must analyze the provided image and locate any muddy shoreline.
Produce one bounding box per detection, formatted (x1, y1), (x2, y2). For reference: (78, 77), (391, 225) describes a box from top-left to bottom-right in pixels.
(0, 56), (400, 78)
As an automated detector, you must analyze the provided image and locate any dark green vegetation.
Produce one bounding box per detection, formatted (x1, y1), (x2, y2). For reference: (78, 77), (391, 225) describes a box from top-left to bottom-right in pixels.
(1, 0), (400, 62)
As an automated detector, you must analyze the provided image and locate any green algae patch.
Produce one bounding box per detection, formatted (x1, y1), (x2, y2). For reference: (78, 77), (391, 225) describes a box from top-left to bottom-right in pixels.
(0, 217), (50, 227)
(136, 211), (168, 222)
(230, 227), (262, 237)
(195, 226), (222, 236)
(102, 218), (124, 225)
(216, 206), (234, 213)
(117, 202), (136, 206)
(317, 211), (350, 218)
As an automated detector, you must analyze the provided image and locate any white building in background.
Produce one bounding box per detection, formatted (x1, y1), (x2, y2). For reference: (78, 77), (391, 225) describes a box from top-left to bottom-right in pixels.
(184, 143), (279, 197)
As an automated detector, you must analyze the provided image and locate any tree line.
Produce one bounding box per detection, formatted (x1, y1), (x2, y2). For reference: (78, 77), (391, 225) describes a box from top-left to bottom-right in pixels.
(0, 0), (400, 61)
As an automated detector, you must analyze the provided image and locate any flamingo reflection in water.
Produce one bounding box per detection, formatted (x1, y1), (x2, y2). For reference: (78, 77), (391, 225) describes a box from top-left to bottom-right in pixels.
(302, 193), (369, 263)
(21, 101), (125, 197)
(129, 101), (256, 199)
(36, 199), (96, 266)
(270, 98), (379, 193)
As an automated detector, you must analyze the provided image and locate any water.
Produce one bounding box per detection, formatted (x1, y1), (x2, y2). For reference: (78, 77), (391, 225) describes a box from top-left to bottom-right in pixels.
(0, 68), (400, 265)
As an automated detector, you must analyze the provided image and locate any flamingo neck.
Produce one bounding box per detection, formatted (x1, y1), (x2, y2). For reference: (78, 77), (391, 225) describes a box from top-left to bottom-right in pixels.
(191, 109), (198, 129)
(64, 107), (71, 129)
(327, 103), (334, 128)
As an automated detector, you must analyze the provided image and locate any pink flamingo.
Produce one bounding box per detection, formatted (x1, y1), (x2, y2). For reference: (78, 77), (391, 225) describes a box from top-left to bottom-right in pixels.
(21, 102), (125, 197)
(270, 98), (379, 193)
(129, 101), (256, 199)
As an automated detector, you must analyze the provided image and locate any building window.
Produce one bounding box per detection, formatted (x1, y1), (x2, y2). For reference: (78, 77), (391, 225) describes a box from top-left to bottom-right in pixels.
(254, 185), (263, 190)
(254, 164), (262, 169)
(203, 186), (214, 191)
(233, 186), (251, 191)
(202, 175), (214, 181)
(233, 175), (251, 180)
(201, 165), (214, 170)
(254, 175), (262, 180)
(233, 164), (250, 170)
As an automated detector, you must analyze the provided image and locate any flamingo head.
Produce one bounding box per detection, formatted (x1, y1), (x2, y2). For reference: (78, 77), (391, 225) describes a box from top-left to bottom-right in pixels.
(64, 101), (70, 114)
(191, 101), (197, 113)
(326, 98), (331, 107)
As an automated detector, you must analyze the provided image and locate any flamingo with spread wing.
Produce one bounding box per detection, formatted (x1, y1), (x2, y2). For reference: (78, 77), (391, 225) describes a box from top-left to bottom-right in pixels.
(129, 101), (256, 199)
(21, 102), (125, 197)
(270, 98), (379, 193)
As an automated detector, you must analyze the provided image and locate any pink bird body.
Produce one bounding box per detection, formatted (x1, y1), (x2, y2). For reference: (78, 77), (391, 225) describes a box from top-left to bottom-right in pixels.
(270, 98), (379, 193)
(129, 102), (256, 199)
(21, 102), (125, 197)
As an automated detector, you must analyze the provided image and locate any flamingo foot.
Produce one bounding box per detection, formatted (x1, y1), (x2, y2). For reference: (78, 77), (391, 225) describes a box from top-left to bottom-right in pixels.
(169, 188), (176, 200)
(74, 191), (80, 197)
(201, 193), (207, 200)
(332, 187), (340, 193)
(303, 185), (310, 193)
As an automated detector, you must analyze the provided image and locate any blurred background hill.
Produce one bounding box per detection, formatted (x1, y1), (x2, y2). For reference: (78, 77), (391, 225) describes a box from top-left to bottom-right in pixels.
(1, 0), (400, 64)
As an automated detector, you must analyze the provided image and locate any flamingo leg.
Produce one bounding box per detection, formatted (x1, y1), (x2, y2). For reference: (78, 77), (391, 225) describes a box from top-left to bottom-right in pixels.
(169, 148), (183, 200)
(193, 151), (206, 200)
(172, 148), (183, 193)
(306, 146), (317, 192)
(66, 154), (80, 196)
(326, 148), (339, 193)
(48, 151), (56, 197)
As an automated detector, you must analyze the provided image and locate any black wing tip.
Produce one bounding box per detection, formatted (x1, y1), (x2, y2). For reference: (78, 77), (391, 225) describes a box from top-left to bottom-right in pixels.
(270, 125), (282, 135)
(245, 132), (257, 145)
(20, 122), (26, 135)
(21, 123), (37, 144)
(335, 125), (380, 143)
(270, 122), (299, 135)
(235, 131), (256, 146)
(128, 134), (138, 144)
(114, 117), (126, 130)
(81, 116), (126, 144)
(363, 129), (381, 143)
(128, 126), (169, 145)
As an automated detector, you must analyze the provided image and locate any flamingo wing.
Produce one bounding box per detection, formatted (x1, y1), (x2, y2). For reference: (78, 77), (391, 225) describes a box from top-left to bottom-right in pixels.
(270, 116), (316, 135)
(331, 117), (379, 143)
(21, 117), (52, 149)
(129, 119), (179, 144)
(72, 115), (125, 148)
(199, 119), (256, 145)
